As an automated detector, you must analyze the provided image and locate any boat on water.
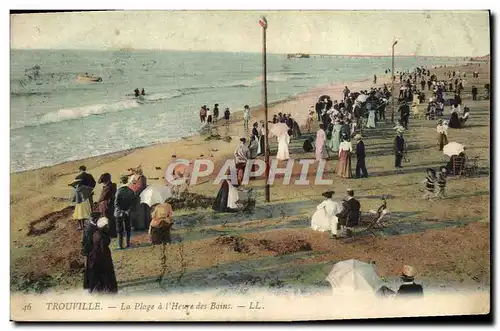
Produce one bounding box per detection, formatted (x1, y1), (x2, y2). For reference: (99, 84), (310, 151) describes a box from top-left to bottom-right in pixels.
(76, 73), (102, 82)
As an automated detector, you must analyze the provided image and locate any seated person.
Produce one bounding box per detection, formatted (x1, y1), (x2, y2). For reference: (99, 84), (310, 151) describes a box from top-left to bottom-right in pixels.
(303, 136), (315, 153)
(149, 201), (174, 245)
(445, 152), (466, 175)
(337, 189), (361, 237)
(460, 106), (470, 126)
(397, 265), (424, 297)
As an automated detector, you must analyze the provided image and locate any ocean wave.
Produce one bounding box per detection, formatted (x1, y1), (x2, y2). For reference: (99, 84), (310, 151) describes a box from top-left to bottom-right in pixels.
(37, 99), (141, 126)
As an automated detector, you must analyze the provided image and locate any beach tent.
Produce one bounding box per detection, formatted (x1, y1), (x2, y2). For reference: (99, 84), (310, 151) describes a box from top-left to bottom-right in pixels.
(326, 259), (383, 294)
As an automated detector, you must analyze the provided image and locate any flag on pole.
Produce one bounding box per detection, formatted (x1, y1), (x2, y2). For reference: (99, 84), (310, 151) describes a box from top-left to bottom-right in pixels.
(259, 16), (267, 29)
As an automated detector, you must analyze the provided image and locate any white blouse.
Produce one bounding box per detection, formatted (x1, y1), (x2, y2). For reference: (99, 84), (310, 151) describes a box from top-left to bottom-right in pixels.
(338, 141), (352, 156)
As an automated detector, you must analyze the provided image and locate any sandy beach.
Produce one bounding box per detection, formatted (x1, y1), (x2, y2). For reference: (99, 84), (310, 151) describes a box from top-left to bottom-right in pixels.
(10, 61), (490, 296)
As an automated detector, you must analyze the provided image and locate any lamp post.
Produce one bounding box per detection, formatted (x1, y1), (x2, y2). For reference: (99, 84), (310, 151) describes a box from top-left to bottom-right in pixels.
(259, 16), (270, 203)
(391, 40), (398, 124)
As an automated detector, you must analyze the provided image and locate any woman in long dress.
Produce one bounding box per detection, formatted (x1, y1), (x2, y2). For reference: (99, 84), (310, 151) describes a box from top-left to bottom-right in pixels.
(310, 191), (344, 238)
(70, 179), (93, 230)
(329, 119), (342, 153)
(336, 135), (353, 178)
(86, 217), (118, 294)
(366, 104), (376, 128)
(315, 123), (329, 161)
(251, 122), (261, 155)
(276, 132), (290, 161)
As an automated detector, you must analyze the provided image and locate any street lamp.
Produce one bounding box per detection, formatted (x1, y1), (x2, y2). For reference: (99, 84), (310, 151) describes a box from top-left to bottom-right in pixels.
(259, 16), (270, 203)
(391, 40), (398, 124)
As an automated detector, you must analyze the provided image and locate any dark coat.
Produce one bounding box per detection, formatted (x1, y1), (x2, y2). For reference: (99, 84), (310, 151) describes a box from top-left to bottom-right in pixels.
(213, 180), (229, 212)
(114, 186), (136, 216)
(399, 104), (410, 119)
(82, 218), (98, 289)
(343, 197), (361, 227)
(75, 172), (96, 189)
(87, 229), (118, 293)
(71, 184), (93, 204)
(340, 124), (351, 140)
(395, 135), (405, 153)
(97, 182), (117, 238)
(397, 283), (424, 297)
(356, 140), (366, 159)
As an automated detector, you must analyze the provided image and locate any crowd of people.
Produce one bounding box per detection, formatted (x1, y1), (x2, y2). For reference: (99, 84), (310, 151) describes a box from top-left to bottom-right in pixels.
(68, 61), (483, 295)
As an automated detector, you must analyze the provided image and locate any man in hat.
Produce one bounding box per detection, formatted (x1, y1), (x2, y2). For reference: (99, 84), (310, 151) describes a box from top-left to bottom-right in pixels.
(354, 134), (368, 178)
(234, 137), (250, 186)
(399, 101), (411, 130)
(394, 129), (405, 168)
(75, 165), (96, 209)
(114, 175), (136, 249)
(397, 265), (423, 297)
(243, 105), (251, 130)
(337, 189), (361, 237)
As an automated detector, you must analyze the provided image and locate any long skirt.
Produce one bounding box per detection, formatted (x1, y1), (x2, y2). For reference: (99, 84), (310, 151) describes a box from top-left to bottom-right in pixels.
(336, 150), (352, 178)
(236, 162), (246, 185)
(73, 199), (91, 220)
(150, 223), (172, 245)
(437, 133), (448, 151)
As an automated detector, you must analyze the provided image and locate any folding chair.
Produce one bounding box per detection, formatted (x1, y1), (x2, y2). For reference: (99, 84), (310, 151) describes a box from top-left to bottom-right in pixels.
(362, 199), (391, 236)
(451, 156), (465, 177)
(464, 156), (480, 177)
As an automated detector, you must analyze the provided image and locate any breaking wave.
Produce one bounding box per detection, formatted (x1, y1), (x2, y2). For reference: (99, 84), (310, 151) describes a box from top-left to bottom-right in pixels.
(37, 99), (141, 126)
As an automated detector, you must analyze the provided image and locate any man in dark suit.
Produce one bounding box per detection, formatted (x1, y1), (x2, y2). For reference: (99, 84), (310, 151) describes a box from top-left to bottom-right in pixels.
(75, 165), (96, 209)
(337, 189), (361, 237)
(394, 130), (405, 168)
(397, 265), (424, 297)
(315, 101), (323, 121)
(399, 101), (410, 129)
(355, 134), (368, 178)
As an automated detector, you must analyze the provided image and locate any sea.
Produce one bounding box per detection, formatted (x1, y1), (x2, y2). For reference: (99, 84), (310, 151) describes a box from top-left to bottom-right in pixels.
(10, 49), (464, 173)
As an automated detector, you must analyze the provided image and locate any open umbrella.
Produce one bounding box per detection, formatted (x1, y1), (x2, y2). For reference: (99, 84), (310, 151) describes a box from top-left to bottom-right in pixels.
(443, 142), (465, 157)
(319, 95), (331, 101)
(269, 122), (290, 137)
(356, 94), (368, 103)
(140, 185), (173, 207)
(326, 259), (383, 293)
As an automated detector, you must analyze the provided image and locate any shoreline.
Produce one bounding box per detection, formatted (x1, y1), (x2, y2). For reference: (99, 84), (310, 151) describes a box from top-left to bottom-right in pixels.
(9, 74), (384, 175)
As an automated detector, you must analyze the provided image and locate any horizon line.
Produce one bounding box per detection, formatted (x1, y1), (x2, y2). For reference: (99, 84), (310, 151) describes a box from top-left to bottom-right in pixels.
(9, 48), (485, 58)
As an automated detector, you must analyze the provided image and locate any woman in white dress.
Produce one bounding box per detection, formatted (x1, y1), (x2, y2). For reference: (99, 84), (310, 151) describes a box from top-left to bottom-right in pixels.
(366, 104), (376, 128)
(276, 133), (290, 161)
(310, 191), (344, 238)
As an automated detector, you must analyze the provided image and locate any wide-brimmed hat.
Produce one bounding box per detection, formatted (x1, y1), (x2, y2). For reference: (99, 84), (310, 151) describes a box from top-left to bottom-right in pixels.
(401, 265), (416, 278)
(128, 165), (143, 174)
(322, 190), (335, 198)
(354, 134), (362, 140)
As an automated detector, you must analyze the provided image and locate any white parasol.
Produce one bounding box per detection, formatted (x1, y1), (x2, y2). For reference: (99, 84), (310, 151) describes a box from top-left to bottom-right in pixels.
(140, 185), (173, 207)
(269, 122), (290, 137)
(443, 142), (465, 157)
(356, 94), (368, 103)
(326, 259), (383, 293)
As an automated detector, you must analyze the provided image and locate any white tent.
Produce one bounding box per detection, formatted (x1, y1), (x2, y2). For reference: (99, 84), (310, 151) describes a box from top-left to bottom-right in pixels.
(326, 259), (383, 294)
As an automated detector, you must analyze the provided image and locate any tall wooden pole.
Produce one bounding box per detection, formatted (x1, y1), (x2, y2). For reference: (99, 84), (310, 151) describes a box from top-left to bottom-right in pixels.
(391, 41), (397, 124)
(262, 20), (270, 202)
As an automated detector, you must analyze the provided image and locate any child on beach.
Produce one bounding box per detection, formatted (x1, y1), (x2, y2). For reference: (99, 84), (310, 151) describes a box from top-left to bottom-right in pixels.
(200, 105), (207, 123)
(224, 108), (231, 128)
(435, 167), (447, 198)
(243, 105), (250, 130)
(422, 168), (436, 200)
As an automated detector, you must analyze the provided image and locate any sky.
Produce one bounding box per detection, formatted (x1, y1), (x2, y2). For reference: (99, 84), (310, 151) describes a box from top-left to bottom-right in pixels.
(10, 10), (490, 57)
